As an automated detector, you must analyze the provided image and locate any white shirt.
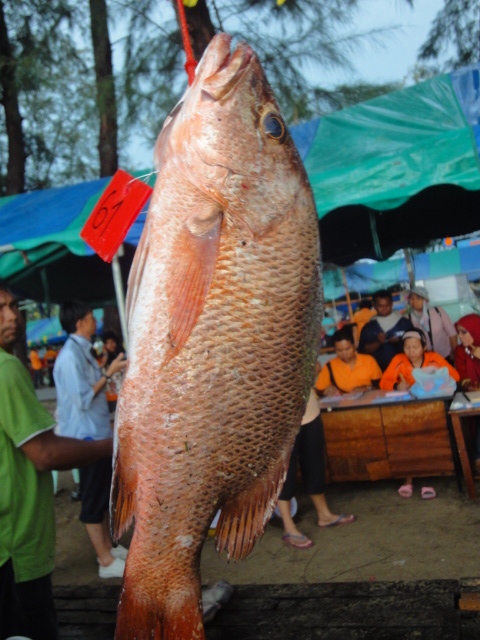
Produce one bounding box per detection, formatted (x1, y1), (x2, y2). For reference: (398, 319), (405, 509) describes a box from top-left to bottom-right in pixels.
(53, 335), (112, 440)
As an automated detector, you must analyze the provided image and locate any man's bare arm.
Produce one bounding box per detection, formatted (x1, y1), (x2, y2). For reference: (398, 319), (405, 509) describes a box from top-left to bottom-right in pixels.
(21, 430), (113, 473)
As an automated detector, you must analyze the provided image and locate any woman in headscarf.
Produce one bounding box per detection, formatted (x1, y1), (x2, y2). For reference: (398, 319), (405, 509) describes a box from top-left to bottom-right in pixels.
(406, 286), (457, 361)
(455, 314), (480, 391)
(454, 314), (480, 476)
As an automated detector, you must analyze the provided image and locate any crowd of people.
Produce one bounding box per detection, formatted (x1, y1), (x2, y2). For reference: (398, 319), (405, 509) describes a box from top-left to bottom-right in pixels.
(269, 285), (480, 550)
(27, 345), (58, 389)
(3, 278), (480, 636)
(314, 286), (475, 504)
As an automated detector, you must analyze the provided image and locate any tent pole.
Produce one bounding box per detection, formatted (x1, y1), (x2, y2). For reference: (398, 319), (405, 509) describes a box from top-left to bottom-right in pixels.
(403, 248), (415, 288)
(40, 267), (51, 317)
(341, 267), (354, 319)
(111, 247), (128, 351)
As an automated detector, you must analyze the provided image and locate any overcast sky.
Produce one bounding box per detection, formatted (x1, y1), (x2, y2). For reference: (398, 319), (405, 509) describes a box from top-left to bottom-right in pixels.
(321, 0), (445, 88)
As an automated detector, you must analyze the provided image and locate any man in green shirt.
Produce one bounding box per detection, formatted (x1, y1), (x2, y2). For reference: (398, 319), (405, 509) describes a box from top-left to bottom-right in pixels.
(0, 281), (114, 640)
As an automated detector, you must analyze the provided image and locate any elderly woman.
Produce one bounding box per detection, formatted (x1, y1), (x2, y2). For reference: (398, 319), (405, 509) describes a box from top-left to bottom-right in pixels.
(406, 285), (457, 361)
(380, 329), (460, 499)
(454, 314), (480, 475)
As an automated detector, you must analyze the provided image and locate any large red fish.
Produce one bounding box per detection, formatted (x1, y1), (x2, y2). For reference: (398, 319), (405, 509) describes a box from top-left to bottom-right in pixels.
(111, 32), (322, 640)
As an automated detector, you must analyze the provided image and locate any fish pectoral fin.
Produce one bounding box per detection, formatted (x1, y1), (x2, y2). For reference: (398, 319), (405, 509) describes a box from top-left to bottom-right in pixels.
(164, 215), (221, 364)
(215, 457), (288, 561)
(110, 454), (136, 542)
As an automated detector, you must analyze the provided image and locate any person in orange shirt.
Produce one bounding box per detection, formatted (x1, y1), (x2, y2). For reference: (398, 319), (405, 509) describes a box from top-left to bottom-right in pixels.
(315, 325), (382, 396)
(380, 329), (459, 500)
(352, 299), (376, 341)
(29, 347), (44, 389)
(380, 329), (459, 392)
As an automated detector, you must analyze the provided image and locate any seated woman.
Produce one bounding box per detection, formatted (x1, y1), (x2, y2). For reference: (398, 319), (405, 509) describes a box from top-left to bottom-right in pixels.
(315, 325), (382, 397)
(380, 329), (460, 500)
(454, 314), (480, 475)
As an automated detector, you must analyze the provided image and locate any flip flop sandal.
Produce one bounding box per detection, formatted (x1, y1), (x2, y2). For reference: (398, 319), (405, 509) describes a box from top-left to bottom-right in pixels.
(318, 513), (357, 528)
(282, 533), (313, 549)
(398, 483), (413, 498)
(421, 486), (436, 500)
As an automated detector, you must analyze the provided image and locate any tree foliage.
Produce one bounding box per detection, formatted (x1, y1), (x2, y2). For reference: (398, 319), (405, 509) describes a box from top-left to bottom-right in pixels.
(118, 0), (411, 149)
(0, 0), (99, 193)
(0, 0), (413, 194)
(418, 0), (480, 72)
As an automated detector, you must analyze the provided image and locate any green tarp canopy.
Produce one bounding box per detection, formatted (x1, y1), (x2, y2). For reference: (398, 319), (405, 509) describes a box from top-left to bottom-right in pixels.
(291, 64), (480, 264)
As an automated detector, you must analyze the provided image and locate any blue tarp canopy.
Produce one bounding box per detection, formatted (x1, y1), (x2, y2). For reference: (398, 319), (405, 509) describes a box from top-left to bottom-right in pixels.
(323, 242), (480, 300)
(26, 309), (103, 346)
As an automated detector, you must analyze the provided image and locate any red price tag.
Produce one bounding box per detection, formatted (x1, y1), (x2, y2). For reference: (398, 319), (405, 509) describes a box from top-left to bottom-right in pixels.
(80, 169), (153, 262)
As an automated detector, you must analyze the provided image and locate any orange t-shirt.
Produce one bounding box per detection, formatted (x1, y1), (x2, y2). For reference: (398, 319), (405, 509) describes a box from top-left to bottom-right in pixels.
(352, 308), (377, 335)
(29, 351), (43, 371)
(315, 353), (382, 393)
(44, 349), (57, 364)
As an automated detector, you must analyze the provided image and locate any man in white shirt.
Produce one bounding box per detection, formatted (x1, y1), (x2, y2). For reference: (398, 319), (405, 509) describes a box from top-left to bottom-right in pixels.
(54, 301), (127, 579)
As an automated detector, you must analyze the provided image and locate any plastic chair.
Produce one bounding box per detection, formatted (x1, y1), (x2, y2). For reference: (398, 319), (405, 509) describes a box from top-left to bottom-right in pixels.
(52, 468), (80, 494)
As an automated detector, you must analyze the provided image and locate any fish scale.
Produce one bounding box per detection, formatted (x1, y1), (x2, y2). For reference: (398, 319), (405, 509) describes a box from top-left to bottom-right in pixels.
(112, 32), (322, 640)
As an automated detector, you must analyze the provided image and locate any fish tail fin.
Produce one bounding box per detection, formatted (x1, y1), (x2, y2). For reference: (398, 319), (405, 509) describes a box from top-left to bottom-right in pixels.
(115, 569), (204, 640)
(216, 459), (287, 560)
(110, 455), (136, 543)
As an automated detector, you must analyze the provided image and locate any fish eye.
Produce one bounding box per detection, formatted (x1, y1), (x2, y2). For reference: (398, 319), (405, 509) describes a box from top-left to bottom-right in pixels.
(262, 113), (286, 143)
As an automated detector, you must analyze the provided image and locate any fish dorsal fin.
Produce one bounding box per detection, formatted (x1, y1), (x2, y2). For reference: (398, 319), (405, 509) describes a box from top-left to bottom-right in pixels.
(163, 216), (221, 365)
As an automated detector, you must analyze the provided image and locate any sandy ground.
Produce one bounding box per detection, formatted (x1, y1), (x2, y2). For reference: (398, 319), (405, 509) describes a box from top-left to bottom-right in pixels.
(39, 392), (480, 589)
(51, 469), (480, 589)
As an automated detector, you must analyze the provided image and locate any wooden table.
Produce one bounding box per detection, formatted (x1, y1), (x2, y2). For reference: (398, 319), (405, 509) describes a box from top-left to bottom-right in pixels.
(320, 390), (460, 486)
(448, 393), (480, 500)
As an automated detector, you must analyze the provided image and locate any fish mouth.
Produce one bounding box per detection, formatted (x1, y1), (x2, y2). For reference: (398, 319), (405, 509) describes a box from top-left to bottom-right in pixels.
(202, 38), (253, 101)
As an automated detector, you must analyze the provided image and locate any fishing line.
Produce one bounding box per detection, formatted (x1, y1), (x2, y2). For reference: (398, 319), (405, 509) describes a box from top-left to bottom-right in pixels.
(127, 170), (159, 186)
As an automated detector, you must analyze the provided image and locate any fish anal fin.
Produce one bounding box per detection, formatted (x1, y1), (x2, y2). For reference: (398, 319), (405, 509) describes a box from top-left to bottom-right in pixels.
(114, 565), (204, 640)
(215, 455), (289, 561)
(164, 218), (221, 364)
(110, 454), (136, 543)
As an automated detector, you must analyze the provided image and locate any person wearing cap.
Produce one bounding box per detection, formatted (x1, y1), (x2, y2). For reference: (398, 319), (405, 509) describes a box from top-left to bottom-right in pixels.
(407, 285), (457, 361)
(358, 289), (413, 371)
(380, 328), (460, 499)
